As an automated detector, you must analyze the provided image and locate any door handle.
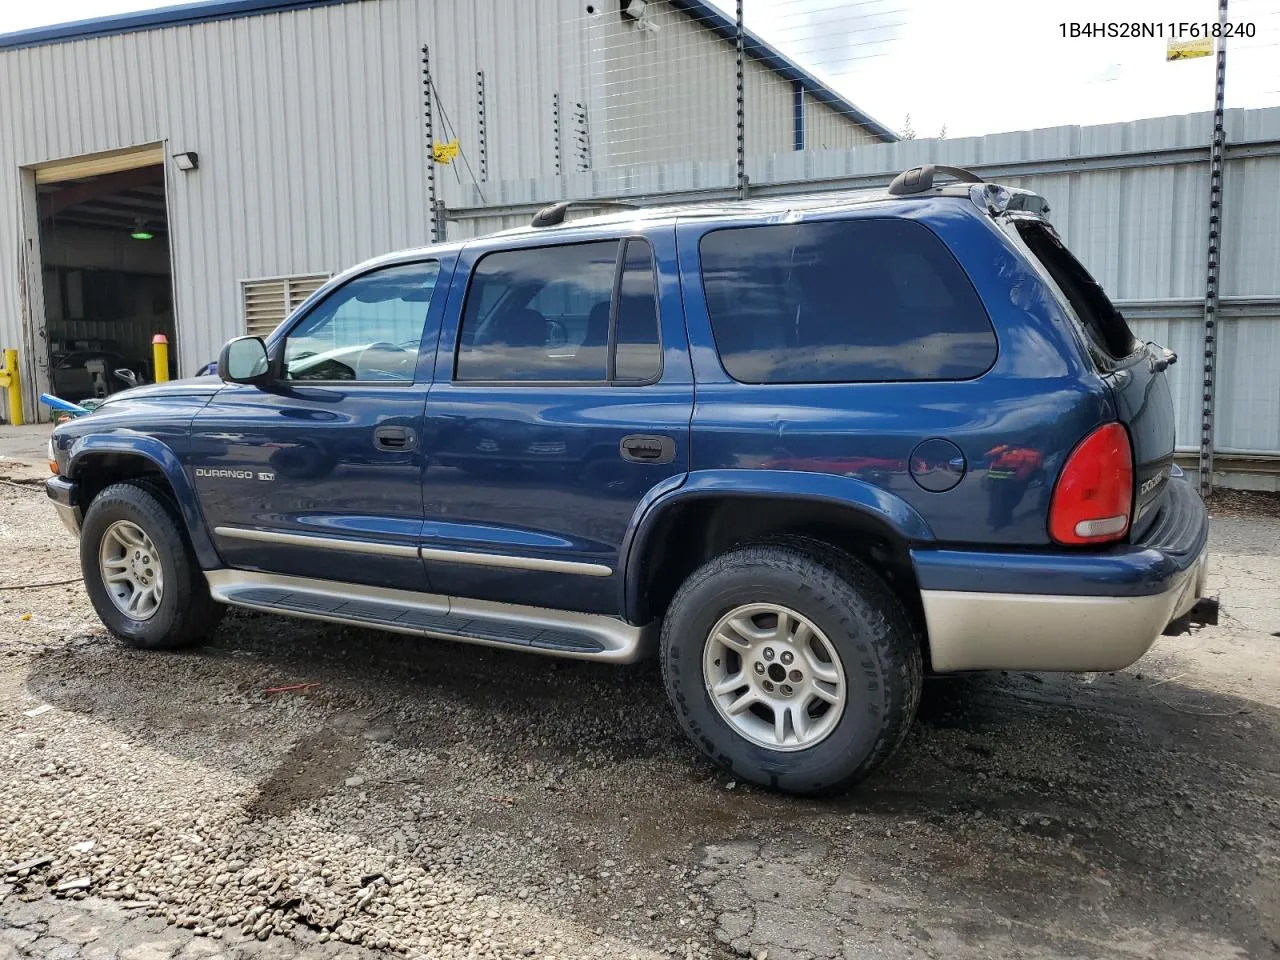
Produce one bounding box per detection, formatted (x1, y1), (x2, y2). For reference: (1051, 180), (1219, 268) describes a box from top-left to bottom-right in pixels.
(620, 435), (675, 464)
(374, 425), (417, 451)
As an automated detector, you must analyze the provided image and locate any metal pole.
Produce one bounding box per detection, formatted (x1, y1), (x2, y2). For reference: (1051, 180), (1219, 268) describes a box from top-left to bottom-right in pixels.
(476, 70), (488, 182)
(553, 92), (562, 177)
(434, 199), (448, 243)
(1199, 0), (1228, 496)
(151, 334), (170, 383)
(422, 44), (439, 243)
(735, 0), (746, 199)
(1, 348), (23, 426)
(575, 101), (591, 172)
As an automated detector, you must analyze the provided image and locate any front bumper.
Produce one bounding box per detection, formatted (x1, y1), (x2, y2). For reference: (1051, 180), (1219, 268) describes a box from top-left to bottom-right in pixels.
(915, 476), (1210, 673)
(46, 475), (82, 536)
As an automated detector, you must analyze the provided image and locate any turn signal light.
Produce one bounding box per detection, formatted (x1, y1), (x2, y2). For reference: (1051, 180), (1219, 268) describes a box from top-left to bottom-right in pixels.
(1049, 423), (1133, 545)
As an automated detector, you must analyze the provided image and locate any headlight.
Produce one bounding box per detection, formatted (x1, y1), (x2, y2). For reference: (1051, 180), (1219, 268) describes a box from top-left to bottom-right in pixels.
(47, 437), (58, 475)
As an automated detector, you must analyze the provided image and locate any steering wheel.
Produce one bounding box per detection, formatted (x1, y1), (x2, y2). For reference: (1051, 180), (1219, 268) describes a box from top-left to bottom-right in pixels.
(545, 318), (568, 348)
(354, 341), (412, 380)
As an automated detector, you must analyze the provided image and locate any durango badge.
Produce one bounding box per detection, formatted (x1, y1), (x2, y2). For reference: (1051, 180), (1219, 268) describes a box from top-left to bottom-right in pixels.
(1140, 468), (1169, 497)
(194, 467), (272, 481)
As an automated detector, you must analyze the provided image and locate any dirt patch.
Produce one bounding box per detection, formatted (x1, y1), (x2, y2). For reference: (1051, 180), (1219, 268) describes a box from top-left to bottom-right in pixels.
(247, 727), (364, 819)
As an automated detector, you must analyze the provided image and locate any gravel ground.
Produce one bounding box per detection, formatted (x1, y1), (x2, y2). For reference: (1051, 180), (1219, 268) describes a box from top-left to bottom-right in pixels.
(1206, 488), (1280, 520)
(2, 463), (1279, 960)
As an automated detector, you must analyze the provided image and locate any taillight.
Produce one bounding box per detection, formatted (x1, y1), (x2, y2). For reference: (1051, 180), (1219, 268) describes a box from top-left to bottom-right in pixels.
(1049, 423), (1133, 545)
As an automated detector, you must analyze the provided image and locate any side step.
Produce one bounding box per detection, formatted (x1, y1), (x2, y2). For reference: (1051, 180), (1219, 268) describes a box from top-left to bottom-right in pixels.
(205, 570), (650, 663)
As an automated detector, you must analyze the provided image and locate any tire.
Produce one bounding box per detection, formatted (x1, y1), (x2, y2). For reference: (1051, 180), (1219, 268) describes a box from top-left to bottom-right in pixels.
(80, 481), (224, 650)
(661, 538), (922, 795)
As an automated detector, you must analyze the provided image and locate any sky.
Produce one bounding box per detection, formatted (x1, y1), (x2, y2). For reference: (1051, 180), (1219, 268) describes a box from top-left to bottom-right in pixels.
(728, 0), (1280, 137)
(2, 0), (1278, 139)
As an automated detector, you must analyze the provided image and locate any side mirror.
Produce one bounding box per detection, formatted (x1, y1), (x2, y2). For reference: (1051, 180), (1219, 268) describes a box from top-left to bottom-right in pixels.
(218, 336), (272, 386)
(113, 368), (139, 389)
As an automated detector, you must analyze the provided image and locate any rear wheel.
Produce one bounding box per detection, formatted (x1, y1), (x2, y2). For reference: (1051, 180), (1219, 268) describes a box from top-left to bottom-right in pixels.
(661, 539), (921, 794)
(80, 482), (224, 649)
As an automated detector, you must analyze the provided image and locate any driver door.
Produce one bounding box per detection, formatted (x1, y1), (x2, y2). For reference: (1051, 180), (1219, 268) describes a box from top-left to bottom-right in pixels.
(190, 257), (450, 592)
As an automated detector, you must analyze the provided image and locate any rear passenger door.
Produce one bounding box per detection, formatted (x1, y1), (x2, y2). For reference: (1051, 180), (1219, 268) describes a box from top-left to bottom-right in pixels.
(421, 226), (692, 615)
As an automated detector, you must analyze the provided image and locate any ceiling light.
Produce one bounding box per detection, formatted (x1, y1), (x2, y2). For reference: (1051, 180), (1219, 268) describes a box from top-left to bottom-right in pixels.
(172, 151), (199, 171)
(131, 217), (153, 241)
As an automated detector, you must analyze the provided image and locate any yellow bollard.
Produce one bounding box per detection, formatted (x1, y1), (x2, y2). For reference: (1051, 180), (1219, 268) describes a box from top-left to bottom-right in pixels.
(0, 348), (23, 426)
(152, 334), (170, 384)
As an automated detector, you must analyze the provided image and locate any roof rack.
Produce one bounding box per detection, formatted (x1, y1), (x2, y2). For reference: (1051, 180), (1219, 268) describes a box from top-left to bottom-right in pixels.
(887, 164), (983, 197)
(530, 199), (642, 228)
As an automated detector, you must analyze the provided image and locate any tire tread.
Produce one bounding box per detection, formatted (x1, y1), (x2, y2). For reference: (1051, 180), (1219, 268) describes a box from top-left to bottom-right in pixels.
(660, 537), (922, 794)
(80, 481), (223, 650)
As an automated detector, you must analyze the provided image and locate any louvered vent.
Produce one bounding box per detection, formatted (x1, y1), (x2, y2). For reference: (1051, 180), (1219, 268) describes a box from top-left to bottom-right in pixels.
(241, 274), (329, 338)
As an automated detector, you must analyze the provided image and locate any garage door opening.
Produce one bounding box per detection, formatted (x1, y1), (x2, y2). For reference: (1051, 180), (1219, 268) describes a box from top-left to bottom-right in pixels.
(36, 163), (175, 403)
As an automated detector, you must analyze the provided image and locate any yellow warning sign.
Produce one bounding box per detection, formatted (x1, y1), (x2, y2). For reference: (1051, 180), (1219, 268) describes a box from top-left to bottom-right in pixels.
(432, 139), (460, 164)
(1167, 36), (1213, 60)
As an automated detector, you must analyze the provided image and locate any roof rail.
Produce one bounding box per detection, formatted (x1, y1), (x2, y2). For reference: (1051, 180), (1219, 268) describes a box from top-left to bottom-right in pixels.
(530, 199), (642, 228)
(887, 164), (983, 197)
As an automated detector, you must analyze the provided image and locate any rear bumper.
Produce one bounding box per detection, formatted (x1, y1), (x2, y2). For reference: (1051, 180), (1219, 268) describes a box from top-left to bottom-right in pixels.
(45, 476), (82, 537)
(921, 548), (1207, 671)
(915, 476), (1210, 672)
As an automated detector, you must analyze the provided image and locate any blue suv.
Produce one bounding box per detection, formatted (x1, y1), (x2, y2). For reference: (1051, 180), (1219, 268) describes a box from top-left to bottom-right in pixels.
(47, 165), (1209, 794)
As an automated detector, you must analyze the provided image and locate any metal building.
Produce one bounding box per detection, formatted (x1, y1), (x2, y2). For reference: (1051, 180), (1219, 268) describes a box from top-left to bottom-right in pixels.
(0, 0), (891, 419)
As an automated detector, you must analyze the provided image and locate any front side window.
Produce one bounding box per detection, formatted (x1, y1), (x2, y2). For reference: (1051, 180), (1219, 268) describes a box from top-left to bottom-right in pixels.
(283, 261), (439, 382)
(455, 239), (661, 384)
(699, 219), (998, 384)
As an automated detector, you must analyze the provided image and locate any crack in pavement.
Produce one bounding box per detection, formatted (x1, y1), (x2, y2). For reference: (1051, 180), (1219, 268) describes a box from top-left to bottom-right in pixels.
(697, 835), (1256, 960)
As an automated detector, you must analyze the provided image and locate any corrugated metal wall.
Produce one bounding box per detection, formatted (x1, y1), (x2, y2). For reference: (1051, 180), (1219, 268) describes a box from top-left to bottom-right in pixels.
(586, 1), (848, 178)
(804, 95), (878, 152)
(589, 1), (736, 172)
(743, 57), (799, 159)
(451, 107), (1280, 465)
(3, 0), (860, 416)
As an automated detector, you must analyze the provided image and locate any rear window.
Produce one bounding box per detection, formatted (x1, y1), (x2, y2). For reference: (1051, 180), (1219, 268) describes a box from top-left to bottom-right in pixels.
(698, 219), (997, 384)
(1015, 220), (1138, 362)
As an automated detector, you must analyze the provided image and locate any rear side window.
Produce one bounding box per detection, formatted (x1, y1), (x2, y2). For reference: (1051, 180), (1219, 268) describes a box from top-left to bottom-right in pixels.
(457, 241), (617, 382)
(1015, 221), (1138, 362)
(699, 219), (997, 384)
(455, 239), (661, 384)
(612, 239), (662, 382)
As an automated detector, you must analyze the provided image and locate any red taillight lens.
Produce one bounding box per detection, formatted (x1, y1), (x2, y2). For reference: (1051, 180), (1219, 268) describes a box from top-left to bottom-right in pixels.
(1049, 423), (1133, 545)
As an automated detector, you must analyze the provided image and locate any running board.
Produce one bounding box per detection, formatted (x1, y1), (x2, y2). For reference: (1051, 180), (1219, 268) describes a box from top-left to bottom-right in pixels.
(204, 570), (651, 663)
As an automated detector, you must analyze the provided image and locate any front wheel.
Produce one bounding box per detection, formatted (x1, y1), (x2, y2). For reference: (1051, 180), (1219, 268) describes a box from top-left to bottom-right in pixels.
(661, 540), (922, 795)
(80, 482), (224, 650)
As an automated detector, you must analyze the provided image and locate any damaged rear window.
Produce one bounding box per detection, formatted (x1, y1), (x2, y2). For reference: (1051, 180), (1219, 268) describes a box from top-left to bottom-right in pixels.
(1015, 221), (1138, 363)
